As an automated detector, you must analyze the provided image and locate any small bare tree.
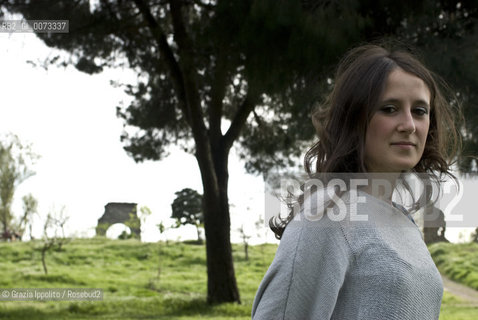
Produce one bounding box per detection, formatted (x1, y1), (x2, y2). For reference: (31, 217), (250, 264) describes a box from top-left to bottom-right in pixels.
(255, 213), (267, 257)
(237, 224), (251, 261)
(40, 207), (70, 275)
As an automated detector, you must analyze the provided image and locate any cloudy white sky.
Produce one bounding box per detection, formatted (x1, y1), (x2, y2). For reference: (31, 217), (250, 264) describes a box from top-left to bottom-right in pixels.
(0, 31), (271, 243)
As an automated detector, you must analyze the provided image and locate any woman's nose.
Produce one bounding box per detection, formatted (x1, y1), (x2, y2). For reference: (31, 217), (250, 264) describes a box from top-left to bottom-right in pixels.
(397, 110), (416, 133)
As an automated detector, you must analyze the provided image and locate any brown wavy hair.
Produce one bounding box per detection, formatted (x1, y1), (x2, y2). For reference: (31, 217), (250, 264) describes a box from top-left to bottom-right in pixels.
(270, 43), (462, 239)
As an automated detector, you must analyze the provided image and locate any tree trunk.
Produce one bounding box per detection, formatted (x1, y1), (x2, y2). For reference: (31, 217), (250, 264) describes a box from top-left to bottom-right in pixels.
(198, 148), (240, 304)
(1, 207), (8, 238)
(41, 245), (48, 275)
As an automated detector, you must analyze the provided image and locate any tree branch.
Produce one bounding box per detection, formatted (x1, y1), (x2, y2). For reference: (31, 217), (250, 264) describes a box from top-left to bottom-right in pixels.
(132, 0), (191, 125)
(168, 0), (211, 148)
(222, 90), (259, 151)
(252, 109), (265, 127)
(167, 0), (220, 196)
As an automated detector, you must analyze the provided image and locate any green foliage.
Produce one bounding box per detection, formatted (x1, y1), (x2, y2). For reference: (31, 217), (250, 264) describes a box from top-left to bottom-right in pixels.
(0, 133), (39, 236)
(171, 188), (203, 227)
(171, 188), (204, 242)
(95, 223), (109, 237)
(139, 206), (151, 223)
(158, 222), (165, 234)
(117, 230), (134, 240)
(124, 213), (140, 236)
(19, 194), (38, 235)
(429, 242), (478, 290)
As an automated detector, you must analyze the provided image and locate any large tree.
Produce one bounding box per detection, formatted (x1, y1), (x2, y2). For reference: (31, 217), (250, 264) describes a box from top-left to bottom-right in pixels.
(4, 0), (478, 303)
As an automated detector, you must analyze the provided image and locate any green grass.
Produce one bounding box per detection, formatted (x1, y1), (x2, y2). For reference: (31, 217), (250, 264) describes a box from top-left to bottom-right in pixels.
(429, 242), (478, 290)
(439, 291), (478, 320)
(0, 238), (276, 319)
(0, 238), (477, 319)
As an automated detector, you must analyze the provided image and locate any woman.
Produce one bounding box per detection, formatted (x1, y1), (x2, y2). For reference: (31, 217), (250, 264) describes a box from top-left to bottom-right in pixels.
(251, 44), (461, 319)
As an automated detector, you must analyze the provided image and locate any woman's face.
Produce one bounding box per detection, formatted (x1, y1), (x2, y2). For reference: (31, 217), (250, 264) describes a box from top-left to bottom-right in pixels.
(364, 67), (431, 172)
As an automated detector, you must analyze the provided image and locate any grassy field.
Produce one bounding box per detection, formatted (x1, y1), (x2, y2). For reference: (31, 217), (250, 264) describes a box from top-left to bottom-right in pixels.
(0, 238), (477, 319)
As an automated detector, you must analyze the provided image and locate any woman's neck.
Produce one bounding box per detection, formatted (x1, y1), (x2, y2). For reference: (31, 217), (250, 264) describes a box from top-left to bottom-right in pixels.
(359, 172), (401, 204)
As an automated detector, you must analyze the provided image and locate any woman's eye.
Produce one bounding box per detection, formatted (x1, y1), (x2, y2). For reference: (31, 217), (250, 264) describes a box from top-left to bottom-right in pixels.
(414, 107), (429, 116)
(380, 105), (396, 113)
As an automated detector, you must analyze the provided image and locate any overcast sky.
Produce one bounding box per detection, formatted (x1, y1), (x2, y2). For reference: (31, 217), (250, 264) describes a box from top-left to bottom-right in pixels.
(0, 31), (271, 243)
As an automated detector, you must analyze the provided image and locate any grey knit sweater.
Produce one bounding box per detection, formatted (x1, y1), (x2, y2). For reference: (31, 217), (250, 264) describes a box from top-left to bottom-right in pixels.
(252, 190), (443, 320)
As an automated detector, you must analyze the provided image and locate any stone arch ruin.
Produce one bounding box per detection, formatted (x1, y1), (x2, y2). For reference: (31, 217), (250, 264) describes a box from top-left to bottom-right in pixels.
(96, 202), (141, 240)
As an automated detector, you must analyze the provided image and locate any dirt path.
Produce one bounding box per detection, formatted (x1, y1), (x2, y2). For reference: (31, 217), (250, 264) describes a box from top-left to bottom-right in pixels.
(442, 274), (478, 305)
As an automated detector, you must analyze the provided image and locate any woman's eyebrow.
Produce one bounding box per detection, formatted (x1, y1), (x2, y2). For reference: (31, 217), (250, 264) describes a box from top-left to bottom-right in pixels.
(415, 99), (431, 108)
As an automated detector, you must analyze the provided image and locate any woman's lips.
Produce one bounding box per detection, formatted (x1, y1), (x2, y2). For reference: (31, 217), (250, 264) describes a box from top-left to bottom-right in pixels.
(391, 142), (416, 149)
